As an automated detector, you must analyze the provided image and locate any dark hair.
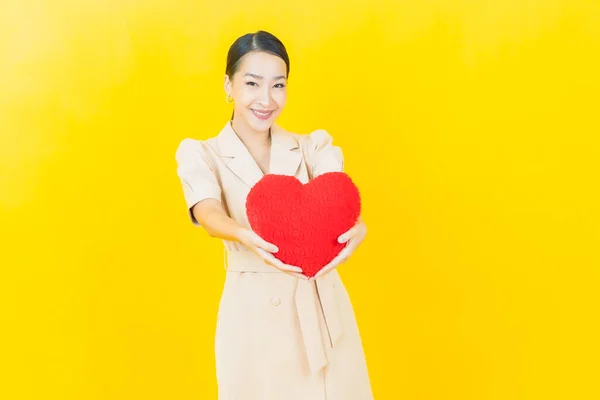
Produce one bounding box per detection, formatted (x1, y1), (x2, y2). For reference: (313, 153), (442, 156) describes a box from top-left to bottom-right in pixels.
(226, 30), (290, 120)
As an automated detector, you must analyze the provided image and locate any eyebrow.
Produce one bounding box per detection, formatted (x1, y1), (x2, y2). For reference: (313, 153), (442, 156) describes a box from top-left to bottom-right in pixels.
(244, 73), (286, 80)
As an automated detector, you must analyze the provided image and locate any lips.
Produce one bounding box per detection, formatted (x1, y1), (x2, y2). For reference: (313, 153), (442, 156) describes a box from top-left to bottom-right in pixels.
(252, 109), (274, 120)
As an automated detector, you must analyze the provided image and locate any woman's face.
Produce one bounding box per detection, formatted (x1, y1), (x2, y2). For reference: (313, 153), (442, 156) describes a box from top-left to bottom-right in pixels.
(225, 51), (288, 133)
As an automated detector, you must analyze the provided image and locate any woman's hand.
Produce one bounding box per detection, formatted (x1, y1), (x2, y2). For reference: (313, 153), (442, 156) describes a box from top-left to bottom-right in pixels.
(235, 228), (308, 280)
(310, 218), (367, 281)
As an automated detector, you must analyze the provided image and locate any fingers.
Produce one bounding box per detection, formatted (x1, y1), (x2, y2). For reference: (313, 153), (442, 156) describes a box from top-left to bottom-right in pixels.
(279, 262), (304, 274)
(241, 229), (278, 254)
(255, 248), (307, 280)
(254, 247), (280, 266)
(338, 226), (357, 243)
(277, 263), (304, 274)
(244, 230), (307, 279)
(314, 223), (363, 281)
(260, 251), (307, 280)
(312, 258), (338, 280)
(312, 260), (337, 280)
(254, 247), (303, 274)
(288, 271), (310, 280)
(331, 243), (352, 266)
(338, 220), (367, 244)
(311, 246), (352, 280)
(253, 235), (279, 253)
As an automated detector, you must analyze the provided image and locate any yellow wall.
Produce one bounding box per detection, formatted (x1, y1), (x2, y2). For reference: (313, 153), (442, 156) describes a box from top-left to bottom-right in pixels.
(1, 0), (599, 399)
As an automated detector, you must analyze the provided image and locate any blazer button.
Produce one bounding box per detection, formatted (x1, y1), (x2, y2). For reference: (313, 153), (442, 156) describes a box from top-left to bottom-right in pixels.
(270, 296), (281, 306)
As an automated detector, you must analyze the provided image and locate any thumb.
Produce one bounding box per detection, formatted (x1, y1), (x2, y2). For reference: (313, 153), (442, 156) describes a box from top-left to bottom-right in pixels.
(252, 233), (278, 253)
(338, 230), (352, 243)
(339, 223), (361, 243)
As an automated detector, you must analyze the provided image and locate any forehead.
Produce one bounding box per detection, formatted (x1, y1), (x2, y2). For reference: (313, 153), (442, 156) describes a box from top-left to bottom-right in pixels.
(238, 51), (287, 78)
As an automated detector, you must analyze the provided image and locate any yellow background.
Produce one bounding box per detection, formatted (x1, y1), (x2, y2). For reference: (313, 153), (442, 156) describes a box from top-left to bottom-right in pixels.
(1, 0), (599, 399)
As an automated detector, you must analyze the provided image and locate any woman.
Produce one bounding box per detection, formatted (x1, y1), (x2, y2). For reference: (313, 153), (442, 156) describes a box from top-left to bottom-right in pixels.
(175, 30), (373, 400)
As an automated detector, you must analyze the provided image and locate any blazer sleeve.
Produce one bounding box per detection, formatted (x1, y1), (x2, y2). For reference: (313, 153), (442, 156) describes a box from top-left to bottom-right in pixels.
(304, 129), (345, 179)
(175, 138), (222, 225)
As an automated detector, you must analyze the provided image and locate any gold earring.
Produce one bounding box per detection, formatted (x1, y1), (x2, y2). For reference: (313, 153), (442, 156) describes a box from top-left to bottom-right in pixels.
(226, 95), (233, 103)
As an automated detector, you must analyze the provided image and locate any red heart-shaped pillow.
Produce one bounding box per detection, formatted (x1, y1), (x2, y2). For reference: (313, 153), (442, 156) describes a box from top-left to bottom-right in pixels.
(245, 172), (361, 277)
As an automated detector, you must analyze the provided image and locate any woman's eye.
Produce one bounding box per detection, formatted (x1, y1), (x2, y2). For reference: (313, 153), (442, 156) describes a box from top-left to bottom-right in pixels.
(246, 82), (285, 88)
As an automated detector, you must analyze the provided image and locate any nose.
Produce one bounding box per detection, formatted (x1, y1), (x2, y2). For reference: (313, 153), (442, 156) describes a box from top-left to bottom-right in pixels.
(258, 86), (272, 107)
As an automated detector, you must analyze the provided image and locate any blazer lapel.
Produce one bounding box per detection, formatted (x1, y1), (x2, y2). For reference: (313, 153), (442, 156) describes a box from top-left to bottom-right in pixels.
(216, 121), (264, 189)
(216, 120), (303, 189)
(269, 122), (303, 177)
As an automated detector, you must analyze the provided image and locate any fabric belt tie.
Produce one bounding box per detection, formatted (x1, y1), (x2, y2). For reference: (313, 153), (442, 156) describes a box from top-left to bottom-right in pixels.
(223, 248), (344, 376)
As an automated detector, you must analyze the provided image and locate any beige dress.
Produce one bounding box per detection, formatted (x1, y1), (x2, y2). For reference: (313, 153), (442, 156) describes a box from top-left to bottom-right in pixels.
(175, 120), (373, 400)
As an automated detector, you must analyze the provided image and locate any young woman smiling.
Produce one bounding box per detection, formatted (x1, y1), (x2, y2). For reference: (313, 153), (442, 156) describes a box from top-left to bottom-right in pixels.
(175, 30), (373, 400)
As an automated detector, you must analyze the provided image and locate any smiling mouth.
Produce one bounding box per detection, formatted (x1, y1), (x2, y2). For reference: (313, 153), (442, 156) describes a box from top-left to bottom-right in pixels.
(251, 109), (274, 119)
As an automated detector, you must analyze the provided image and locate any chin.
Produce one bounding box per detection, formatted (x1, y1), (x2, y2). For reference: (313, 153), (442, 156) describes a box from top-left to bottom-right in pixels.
(247, 112), (278, 130)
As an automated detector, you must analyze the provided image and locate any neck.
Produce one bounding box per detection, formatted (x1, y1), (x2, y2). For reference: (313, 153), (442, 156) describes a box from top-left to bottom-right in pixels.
(231, 117), (271, 148)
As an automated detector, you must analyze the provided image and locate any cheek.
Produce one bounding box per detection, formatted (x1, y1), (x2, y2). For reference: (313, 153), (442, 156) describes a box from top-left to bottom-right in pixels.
(236, 90), (256, 106)
(274, 91), (287, 106)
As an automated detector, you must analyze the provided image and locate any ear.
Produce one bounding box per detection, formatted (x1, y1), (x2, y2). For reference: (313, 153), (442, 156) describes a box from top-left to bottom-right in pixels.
(224, 75), (232, 96)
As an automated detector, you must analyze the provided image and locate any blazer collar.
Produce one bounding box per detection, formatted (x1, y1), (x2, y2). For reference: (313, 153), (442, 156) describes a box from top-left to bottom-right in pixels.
(216, 120), (303, 189)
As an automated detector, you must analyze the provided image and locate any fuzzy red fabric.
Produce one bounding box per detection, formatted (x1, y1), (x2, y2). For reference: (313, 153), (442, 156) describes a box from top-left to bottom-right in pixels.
(246, 172), (361, 277)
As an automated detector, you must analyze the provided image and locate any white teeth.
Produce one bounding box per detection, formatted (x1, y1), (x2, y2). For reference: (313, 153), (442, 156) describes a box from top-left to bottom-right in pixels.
(253, 109), (272, 116)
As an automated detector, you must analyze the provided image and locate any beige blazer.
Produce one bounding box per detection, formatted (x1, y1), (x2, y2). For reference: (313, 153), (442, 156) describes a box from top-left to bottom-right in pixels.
(176, 120), (373, 400)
